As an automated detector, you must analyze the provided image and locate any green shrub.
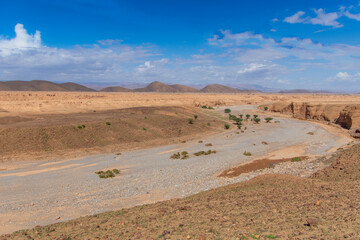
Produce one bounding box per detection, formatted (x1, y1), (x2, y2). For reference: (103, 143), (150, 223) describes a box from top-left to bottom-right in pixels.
(253, 114), (258, 119)
(194, 115), (198, 119)
(188, 118), (194, 124)
(291, 157), (302, 162)
(194, 150), (217, 156)
(224, 123), (230, 129)
(208, 106), (214, 110)
(143, 127), (147, 131)
(265, 117), (273, 123)
(243, 151), (252, 156)
(207, 123), (211, 126)
(224, 108), (231, 113)
(170, 152), (181, 159)
(105, 122), (111, 126)
(181, 151), (189, 159)
(201, 105), (207, 109)
(254, 118), (261, 123)
(264, 107), (268, 111)
(246, 114), (250, 120)
(77, 124), (86, 129)
(95, 169), (120, 179)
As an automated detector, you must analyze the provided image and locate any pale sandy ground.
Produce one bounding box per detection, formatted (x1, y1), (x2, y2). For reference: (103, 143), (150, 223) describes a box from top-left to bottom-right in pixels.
(0, 105), (354, 234)
(1, 91), (360, 117)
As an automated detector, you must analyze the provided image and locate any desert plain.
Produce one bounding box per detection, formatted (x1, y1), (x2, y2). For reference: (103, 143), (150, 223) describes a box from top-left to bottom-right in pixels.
(1, 91), (360, 239)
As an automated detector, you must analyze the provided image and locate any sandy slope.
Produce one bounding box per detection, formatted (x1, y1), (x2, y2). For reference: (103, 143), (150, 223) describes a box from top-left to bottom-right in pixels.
(0, 106), (352, 234)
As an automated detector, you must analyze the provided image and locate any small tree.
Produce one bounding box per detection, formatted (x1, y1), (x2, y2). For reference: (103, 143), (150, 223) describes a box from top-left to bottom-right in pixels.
(194, 115), (198, 119)
(188, 118), (194, 124)
(224, 123), (230, 129)
(264, 106), (268, 111)
(254, 118), (261, 124)
(253, 114), (258, 119)
(239, 114), (243, 119)
(246, 114), (250, 121)
(265, 117), (273, 123)
(224, 108), (231, 113)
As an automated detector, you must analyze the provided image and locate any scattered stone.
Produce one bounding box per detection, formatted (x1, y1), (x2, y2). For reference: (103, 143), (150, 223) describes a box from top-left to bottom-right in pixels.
(305, 218), (320, 226)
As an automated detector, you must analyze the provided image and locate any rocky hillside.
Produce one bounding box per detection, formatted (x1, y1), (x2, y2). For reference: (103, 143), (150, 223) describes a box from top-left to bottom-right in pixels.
(266, 102), (360, 136)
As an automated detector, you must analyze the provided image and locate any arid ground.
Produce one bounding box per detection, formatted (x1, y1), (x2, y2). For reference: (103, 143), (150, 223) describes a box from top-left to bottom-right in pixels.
(0, 92), (360, 239)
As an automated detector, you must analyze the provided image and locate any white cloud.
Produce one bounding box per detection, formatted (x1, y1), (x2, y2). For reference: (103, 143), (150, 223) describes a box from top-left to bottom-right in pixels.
(310, 9), (343, 28)
(344, 10), (360, 21)
(283, 9), (342, 28)
(237, 63), (266, 74)
(284, 11), (306, 23)
(0, 23), (41, 56)
(333, 72), (360, 82)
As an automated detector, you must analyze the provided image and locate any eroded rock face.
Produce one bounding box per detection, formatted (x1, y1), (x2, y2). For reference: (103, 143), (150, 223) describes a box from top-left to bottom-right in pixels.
(267, 102), (360, 131)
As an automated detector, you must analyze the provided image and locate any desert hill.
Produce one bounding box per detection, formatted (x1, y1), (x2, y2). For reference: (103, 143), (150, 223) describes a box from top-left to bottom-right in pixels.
(279, 89), (331, 94)
(0, 80), (96, 92)
(134, 81), (179, 92)
(169, 84), (199, 92)
(200, 84), (240, 93)
(60, 82), (95, 92)
(0, 80), (259, 93)
(100, 86), (132, 92)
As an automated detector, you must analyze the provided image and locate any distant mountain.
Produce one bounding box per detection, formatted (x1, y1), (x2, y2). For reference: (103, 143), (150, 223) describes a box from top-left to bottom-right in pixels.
(279, 89), (332, 94)
(100, 86), (133, 92)
(169, 84), (199, 92)
(0, 80), (263, 93)
(200, 84), (241, 93)
(60, 82), (96, 92)
(0, 80), (96, 92)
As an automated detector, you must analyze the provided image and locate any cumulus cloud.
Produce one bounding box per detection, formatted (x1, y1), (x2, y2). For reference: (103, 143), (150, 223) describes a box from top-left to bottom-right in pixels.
(344, 10), (360, 21)
(333, 72), (360, 82)
(310, 9), (343, 28)
(284, 11), (306, 23)
(284, 9), (342, 28)
(0, 23), (41, 56)
(1, 24), (360, 91)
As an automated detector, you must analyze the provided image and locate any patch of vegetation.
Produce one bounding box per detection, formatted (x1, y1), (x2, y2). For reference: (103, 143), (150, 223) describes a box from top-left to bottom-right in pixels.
(105, 122), (111, 126)
(291, 157), (302, 162)
(253, 114), (258, 119)
(207, 122), (211, 126)
(205, 143), (212, 146)
(194, 150), (217, 156)
(243, 151), (252, 156)
(188, 118), (194, 124)
(95, 169), (121, 179)
(194, 115), (198, 119)
(254, 118), (261, 124)
(307, 132), (314, 135)
(224, 123), (230, 129)
(246, 114), (250, 120)
(142, 127), (147, 131)
(224, 108), (231, 113)
(77, 124), (86, 129)
(265, 117), (273, 123)
(170, 151), (189, 160)
(274, 120), (280, 123)
(208, 106), (214, 110)
(264, 107), (269, 111)
(201, 105), (207, 109)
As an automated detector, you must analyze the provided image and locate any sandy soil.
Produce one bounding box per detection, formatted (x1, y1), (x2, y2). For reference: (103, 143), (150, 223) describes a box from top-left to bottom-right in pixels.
(1, 92), (360, 117)
(2, 144), (360, 239)
(0, 106), (353, 235)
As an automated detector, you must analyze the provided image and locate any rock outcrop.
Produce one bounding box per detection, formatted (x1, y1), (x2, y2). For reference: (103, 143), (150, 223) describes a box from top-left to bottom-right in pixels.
(266, 102), (360, 131)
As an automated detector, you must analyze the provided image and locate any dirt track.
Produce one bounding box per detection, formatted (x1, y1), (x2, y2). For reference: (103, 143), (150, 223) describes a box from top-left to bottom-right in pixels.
(0, 106), (352, 234)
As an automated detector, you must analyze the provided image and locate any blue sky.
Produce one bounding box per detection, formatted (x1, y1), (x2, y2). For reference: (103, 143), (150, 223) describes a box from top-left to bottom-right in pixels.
(1, 0), (360, 91)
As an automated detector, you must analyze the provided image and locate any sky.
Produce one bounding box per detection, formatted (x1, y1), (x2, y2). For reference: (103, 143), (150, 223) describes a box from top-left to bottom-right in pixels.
(1, 0), (360, 91)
